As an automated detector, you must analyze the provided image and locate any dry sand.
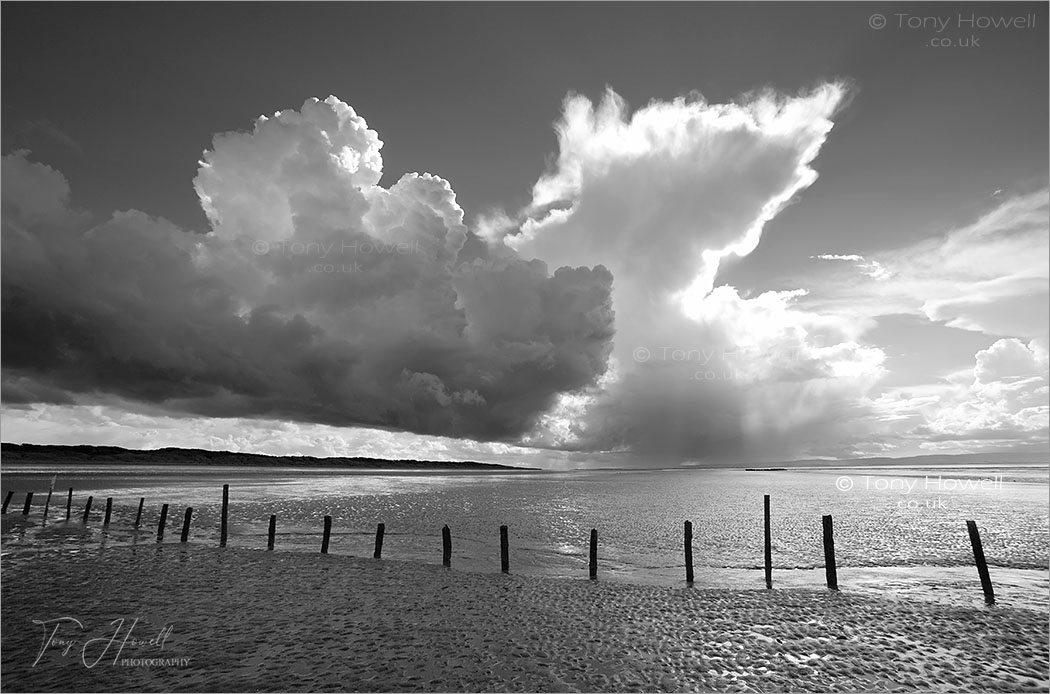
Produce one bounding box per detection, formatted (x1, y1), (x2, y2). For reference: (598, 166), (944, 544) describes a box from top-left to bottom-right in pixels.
(1, 545), (1047, 693)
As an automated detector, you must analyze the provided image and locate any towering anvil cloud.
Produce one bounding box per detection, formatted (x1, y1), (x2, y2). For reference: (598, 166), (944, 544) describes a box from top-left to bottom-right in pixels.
(495, 85), (885, 461)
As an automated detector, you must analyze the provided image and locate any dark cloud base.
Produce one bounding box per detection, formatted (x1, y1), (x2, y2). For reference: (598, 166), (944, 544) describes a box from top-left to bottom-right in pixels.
(1, 100), (615, 444)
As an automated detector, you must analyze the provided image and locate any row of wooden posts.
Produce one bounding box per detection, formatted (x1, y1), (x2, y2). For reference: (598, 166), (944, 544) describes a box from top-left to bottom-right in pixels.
(2, 487), (998, 604)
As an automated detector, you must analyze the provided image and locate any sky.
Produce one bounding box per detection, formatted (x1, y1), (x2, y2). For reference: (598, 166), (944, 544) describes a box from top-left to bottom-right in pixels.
(2, 2), (1047, 468)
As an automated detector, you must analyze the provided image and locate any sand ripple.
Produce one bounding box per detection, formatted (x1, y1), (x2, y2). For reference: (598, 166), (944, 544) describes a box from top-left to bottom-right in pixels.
(2, 546), (1047, 692)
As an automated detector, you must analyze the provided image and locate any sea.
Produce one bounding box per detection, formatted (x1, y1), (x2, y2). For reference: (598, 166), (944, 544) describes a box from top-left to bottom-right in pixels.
(2, 464), (1047, 610)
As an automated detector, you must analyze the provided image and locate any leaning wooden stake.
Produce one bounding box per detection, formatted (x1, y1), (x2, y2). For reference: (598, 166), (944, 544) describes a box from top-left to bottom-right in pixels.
(374, 523), (385, 559)
(82, 496), (93, 524)
(157, 503), (169, 542)
(764, 495), (773, 589)
(104, 498), (113, 526)
(966, 520), (995, 605)
(684, 520), (694, 584)
(1, 491), (12, 514)
(22, 492), (33, 516)
(500, 525), (510, 573)
(822, 514), (838, 590)
(180, 507), (193, 542)
(442, 525), (452, 567)
(220, 484), (229, 548)
(589, 528), (598, 579)
(134, 498), (145, 528)
(321, 515), (332, 554)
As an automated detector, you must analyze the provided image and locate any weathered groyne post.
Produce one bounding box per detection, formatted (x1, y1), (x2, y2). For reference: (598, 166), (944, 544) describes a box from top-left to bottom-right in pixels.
(321, 516), (332, 554)
(134, 498), (145, 528)
(589, 529), (598, 579)
(220, 484), (229, 547)
(442, 525), (452, 567)
(157, 503), (169, 542)
(966, 520), (995, 604)
(65, 488), (73, 521)
(21, 492), (33, 516)
(82, 496), (93, 524)
(822, 514), (838, 590)
(268, 514), (277, 550)
(500, 525), (510, 574)
(374, 523), (385, 559)
(764, 495), (773, 589)
(180, 507), (193, 542)
(1, 491), (12, 514)
(684, 521), (694, 584)
(104, 498), (113, 526)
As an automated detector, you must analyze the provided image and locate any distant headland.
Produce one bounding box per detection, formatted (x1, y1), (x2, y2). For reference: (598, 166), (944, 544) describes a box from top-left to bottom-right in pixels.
(0, 443), (538, 471)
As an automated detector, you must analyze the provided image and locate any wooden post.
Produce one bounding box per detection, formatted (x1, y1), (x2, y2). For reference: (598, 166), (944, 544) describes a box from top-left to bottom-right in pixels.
(104, 498), (113, 526)
(442, 525), (452, 567)
(157, 503), (169, 542)
(764, 495), (773, 589)
(966, 520), (995, 605)
(684, 520), (694, 584)
(43, 489), (54, 518)
(500, 525), (510, 573)
(321, 515), (332, 554)
(134, 498), (145, 528)
(66, 488), (73, 521)
(21, 492), (33, 516)
(589, 528), (598, 579)
(82, 496), (93, 523)
(180, 507), (193, 542)
(1, 491), (12, 514)
(267, 514), (277, 550)
(220, 484), (229, 548)
(822, 514), (838, 590)
(373, 523), (385, 559)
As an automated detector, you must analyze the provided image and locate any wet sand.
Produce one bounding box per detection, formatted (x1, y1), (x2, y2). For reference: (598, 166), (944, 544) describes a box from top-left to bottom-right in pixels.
(2, 545), (1047, 692)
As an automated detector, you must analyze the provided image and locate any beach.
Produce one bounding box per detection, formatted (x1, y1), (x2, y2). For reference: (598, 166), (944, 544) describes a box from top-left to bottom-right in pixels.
(2, 545), (1047, 693)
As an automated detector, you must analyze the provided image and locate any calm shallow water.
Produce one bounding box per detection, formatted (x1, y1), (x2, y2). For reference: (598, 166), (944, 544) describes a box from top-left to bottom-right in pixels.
(2, 464), (1047, 608)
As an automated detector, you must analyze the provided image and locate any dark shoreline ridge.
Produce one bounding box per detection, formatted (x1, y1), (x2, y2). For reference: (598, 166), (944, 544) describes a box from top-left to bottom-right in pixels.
(0, 442), (538, 471)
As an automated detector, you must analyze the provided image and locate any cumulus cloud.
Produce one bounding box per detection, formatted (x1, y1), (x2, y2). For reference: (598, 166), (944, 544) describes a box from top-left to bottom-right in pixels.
(489, 84), (887, 461)
(194, 97), (385, 243)
(872, 338), (1049, 451)
(1, 97), (614, 444)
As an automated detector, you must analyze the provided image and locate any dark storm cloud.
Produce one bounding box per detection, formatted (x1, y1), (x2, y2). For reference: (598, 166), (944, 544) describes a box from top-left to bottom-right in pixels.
(1, 98), (614, 442)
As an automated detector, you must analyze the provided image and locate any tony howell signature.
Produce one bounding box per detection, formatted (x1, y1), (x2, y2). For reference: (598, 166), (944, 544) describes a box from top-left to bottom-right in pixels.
(32, 616), (184, 668)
